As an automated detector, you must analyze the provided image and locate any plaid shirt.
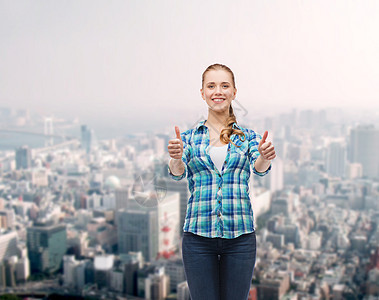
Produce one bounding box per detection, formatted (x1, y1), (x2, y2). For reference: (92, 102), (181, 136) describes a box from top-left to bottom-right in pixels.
(168, 119), (271, 239)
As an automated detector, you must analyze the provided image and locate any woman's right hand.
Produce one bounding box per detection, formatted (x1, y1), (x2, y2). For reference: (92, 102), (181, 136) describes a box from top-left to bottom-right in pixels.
(168, 126), (184, 159)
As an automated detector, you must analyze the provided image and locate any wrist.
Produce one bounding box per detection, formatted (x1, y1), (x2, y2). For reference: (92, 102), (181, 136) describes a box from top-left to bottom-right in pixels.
(258, 155), (270, 163)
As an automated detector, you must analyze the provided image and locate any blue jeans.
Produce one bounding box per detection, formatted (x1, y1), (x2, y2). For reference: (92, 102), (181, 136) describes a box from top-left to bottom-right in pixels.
(181, 231), (256, 300)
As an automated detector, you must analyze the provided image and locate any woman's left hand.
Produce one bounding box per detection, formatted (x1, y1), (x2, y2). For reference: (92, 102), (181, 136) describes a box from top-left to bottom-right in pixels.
(258, 131), (276, 161)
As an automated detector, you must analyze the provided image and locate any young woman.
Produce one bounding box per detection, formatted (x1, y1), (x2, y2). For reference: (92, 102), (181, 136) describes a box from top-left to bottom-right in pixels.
(167, 63), (276, 300)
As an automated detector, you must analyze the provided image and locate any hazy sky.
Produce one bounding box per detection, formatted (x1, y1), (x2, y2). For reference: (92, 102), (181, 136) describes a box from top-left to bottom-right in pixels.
(1, 0), (378, 134)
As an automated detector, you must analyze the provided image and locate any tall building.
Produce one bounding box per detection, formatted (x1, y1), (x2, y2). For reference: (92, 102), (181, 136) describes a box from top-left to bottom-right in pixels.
(349, 125), (379, 178)
(15, 145), (32, 170)
(4, 256), (17, 287)
(81, 125), (96, 154)
(115, 188), (131, 211)
(94, 255), (114, 289)
(145, 266), (170, 300)
(326, 142), (346, 177)
(164, 256), (186, 292)
(162, 177), (190, 234)
(63, 255), (78, 288)
(128, 192), (181, 260)
(27, 221), (67, 274)
(0, 230), (18, 261)
(121, 252), (141, 296)
(117, 209), (159, 262)
(269, 158), (284, 192)
(0, 210), (15, 229)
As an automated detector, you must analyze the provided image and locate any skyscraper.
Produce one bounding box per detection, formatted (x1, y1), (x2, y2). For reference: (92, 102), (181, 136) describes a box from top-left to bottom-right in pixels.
(117, 209), (159, 262)
(326, 142), (346, 177)
(81, 125), (96, 154)
(0, 230), (18, 261)
(15, 145), (32, 170)
(126, 192), (181, 260)
(27, 221), (67, 274)
(162, 177), (189, 234)
(349, 125), (379, 178)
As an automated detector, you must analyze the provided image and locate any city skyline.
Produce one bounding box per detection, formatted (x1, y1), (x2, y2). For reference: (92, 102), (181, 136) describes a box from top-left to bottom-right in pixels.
(0, 103), (378, 298)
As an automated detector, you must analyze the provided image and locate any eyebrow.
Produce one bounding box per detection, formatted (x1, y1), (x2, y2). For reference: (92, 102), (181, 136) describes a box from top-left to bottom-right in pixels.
(206, 82), (231, 85)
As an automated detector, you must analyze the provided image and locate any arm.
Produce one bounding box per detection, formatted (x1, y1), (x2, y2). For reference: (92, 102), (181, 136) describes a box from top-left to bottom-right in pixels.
(247, 129), (275, 176)
(168, 158), (185, 176)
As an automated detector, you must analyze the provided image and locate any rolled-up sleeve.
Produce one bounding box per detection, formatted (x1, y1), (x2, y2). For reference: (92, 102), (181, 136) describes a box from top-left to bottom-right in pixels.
(247, 129), (272, 177)
(168, 131), (191, 181)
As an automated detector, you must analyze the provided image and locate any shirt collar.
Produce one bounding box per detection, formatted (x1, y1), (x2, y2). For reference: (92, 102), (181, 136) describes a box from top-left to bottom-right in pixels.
(195, 119), (241, 132)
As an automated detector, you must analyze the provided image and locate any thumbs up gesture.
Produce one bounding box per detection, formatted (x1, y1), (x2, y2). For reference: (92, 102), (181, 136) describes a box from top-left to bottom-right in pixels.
(258, 131), (276, 161)
(168, 126), (184, 160)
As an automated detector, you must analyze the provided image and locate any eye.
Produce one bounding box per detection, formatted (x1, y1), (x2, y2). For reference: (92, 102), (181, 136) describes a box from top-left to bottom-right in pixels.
(223, 85), (229, 88)
(208, 85), (214, 88)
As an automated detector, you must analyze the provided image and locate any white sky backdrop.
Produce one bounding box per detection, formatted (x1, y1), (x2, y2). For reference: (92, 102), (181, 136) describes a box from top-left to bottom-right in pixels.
(1, 0), (378, 135)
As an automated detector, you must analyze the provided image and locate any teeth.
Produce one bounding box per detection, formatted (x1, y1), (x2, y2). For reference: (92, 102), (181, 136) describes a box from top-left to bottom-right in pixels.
(213, 99), (224, 102)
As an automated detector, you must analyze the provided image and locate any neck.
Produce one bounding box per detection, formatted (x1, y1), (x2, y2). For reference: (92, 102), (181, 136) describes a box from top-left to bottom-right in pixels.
(206, 111), (229, 129)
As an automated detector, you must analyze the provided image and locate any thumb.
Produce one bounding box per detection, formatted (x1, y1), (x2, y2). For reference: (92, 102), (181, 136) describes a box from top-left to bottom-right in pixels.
(259, 131), (268, 145)
(175, 126), (182, 141)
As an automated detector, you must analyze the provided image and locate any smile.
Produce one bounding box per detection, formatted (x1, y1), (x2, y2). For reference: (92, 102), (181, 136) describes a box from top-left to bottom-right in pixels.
(212, 98), (225, 103)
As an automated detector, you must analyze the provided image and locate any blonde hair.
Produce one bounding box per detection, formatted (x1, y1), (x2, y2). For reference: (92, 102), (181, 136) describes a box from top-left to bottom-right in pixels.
(202, 63), (246, 147)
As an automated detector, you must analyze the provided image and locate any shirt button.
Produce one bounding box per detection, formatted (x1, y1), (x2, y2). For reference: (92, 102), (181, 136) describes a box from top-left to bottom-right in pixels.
(218, 186), (221, 190)
(218, 212), (221, 217)
(224, 161), (227, 164)
(218, 200), (221, 204)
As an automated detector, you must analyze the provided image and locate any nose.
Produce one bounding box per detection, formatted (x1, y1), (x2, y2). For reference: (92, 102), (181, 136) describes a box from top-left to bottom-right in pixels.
(215, 85), (223, 94)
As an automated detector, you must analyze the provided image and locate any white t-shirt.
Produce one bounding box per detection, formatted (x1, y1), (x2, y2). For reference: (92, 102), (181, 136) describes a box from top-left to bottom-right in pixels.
(208, 143), (228, 173)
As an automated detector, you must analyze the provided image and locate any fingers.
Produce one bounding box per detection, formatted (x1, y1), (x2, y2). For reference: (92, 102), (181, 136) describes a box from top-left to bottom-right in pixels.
(260, 141), (271, 151)
(168, 126), (184, 159)
(259, 131), (268, 146)
(167, 143), (183, 159)
(175, 126), (182, 141)
(259, 143), (276, 160)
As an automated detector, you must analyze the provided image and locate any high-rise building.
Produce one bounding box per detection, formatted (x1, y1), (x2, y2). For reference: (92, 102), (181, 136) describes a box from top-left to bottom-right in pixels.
(121, 253), (141, 296)
(162, 177), (189, 234)
(4, 256), (17, 287)
(145, 266), (170, 300)
(117, 209), (159, 262)
(27, 221), (67, 274)
(115, 188), (131, 211)
(163, 256), (186, 292)
(0, 210), (15, 230)
(63, 255), (78, 288)
(0, 230), (18, 261)
(269, 158), (284, 192)
(81, 125), (96, 154)
(15, 145), (32, 170)
(94, 255), (114, 289)
(0, 263), (5, 287)
(326, 142), (346, 177)
(127, 192), (181, 260)
(349, 125), (379, 178)
(137, 265), (156, 298)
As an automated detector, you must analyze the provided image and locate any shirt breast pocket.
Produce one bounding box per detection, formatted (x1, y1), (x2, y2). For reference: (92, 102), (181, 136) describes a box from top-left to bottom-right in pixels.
(232, 142), (248, 156)
(229, 141), (250, 169)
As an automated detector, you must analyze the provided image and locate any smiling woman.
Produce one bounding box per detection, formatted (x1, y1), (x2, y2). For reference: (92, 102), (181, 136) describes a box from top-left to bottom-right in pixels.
(167, 63), (276, 300)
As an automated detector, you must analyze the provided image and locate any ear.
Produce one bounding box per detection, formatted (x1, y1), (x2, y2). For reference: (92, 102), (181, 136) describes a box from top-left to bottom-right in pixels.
(233, 88), (237, 99)
(200, 88), (205, 100)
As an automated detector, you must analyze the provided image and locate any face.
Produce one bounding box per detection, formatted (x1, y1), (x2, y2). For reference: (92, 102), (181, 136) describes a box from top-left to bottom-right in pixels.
(200, 69), (237, 113)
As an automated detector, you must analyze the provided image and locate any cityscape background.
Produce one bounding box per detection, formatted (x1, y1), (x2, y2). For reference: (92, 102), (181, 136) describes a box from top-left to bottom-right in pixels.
(1, 1), (379, 300)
